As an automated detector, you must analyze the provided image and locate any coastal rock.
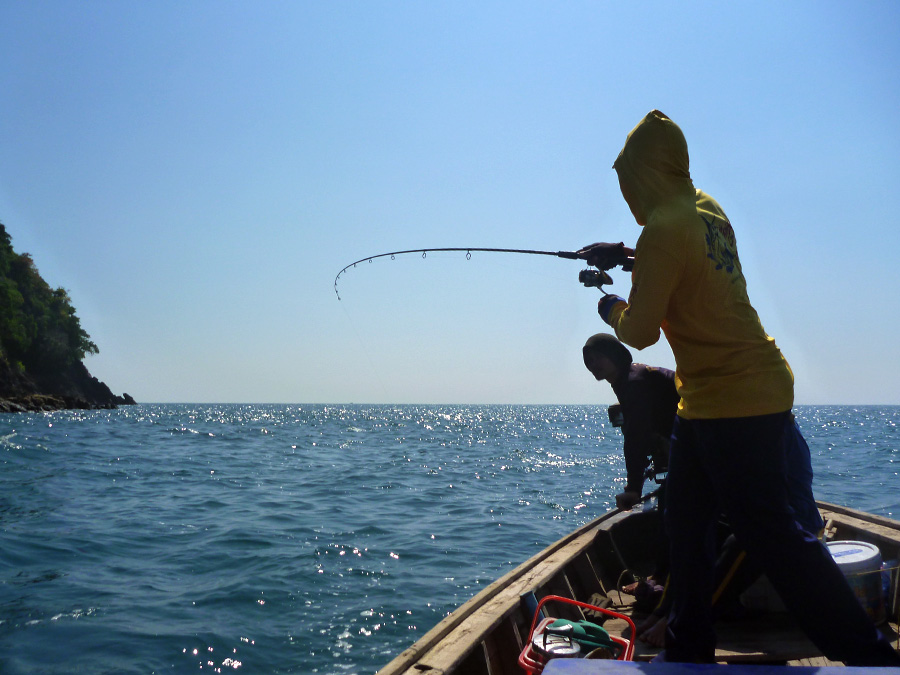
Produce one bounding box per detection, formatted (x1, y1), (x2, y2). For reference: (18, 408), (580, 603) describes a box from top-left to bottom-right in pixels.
(0, 398), (28, 413)
(0, 358), (135, 413)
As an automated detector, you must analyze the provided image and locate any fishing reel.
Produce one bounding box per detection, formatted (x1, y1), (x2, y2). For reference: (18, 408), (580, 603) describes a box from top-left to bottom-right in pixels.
(607, 403), (624, 428)
(579, 268), (614, 291)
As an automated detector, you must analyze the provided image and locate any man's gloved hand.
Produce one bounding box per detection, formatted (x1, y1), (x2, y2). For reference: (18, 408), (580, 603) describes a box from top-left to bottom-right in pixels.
(598, 294), (626, 326)
(615, 491), (642, 510)
(576, 242), (629, 269)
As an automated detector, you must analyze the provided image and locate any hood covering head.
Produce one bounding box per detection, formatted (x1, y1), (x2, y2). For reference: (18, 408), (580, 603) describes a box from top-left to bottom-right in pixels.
(613, 110), (695, 225)
(583, 333), (633, 373)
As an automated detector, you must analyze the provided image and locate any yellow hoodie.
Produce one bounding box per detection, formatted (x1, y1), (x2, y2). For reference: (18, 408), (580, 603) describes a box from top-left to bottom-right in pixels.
(606, 111), (793, 419)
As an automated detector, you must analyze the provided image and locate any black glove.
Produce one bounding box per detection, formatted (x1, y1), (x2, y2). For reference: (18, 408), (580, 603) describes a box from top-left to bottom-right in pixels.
(598, 294), (626, 326)
(576, 242), (628, 270)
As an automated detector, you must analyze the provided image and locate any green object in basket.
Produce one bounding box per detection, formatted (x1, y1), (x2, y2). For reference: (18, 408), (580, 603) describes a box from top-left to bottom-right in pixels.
(546, 619), (617, 653)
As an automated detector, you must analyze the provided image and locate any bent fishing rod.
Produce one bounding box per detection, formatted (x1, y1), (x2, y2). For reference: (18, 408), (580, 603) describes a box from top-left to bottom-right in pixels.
(333, 246), (634, 300)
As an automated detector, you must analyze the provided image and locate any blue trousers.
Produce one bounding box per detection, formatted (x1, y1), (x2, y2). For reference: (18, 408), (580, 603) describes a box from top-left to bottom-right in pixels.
(664, 411), (900, 665)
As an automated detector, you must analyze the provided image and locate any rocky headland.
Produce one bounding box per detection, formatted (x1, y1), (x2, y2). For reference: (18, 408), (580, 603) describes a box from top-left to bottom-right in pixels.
(0, 222), (136, 413)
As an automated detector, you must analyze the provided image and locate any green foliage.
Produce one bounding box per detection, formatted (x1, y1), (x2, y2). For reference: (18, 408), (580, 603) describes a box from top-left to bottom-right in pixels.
(0, 221), (99, 375)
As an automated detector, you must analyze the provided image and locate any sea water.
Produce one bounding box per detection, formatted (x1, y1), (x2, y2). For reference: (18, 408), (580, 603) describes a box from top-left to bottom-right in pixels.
(0, 404), (897, 674)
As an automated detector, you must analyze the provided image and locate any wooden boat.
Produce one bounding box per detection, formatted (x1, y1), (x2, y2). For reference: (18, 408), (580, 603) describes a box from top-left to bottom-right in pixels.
(377, 501), (900, 674)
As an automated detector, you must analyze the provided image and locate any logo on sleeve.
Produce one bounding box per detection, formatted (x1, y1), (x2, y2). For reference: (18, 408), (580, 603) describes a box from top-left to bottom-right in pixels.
(703, 215), (741, 280)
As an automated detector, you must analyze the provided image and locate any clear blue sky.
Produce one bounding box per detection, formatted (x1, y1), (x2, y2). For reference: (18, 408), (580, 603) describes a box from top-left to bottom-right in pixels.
(1, 1), (898, 404)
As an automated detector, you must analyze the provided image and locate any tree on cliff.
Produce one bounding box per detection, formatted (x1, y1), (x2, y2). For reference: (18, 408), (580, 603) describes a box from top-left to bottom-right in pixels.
(0, 222), (98, 377)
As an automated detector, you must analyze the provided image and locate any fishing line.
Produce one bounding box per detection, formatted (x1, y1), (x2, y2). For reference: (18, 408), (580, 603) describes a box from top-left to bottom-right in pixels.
(333, 247), (582, 300)
(337, 295), (393, 402)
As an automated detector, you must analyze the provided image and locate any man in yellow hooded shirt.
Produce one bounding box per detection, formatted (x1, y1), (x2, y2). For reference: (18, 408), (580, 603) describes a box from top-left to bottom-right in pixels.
(579, 111), (900, 665)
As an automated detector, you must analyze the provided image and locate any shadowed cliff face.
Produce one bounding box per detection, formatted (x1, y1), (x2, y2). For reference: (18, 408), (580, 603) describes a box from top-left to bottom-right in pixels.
(0, 358), (135, 412)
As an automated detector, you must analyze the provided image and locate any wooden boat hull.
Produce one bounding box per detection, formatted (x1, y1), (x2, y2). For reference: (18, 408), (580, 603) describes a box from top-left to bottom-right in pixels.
(378, 502), (900, 674)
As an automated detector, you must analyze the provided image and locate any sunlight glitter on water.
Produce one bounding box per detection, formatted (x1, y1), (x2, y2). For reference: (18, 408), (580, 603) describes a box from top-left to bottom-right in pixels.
(0, 404), (896, 673)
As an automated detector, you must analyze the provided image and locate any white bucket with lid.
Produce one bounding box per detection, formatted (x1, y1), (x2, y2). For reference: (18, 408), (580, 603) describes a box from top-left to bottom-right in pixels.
(827, 540), (885, 624)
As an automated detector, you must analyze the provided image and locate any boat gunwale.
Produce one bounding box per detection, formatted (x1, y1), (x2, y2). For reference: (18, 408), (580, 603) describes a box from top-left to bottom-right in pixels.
(817, 500), (900, 530)
(377, 506), (631, 674)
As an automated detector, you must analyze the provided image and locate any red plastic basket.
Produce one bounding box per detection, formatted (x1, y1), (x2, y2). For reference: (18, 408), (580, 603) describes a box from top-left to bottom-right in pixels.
(517, 594), (636, 674)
